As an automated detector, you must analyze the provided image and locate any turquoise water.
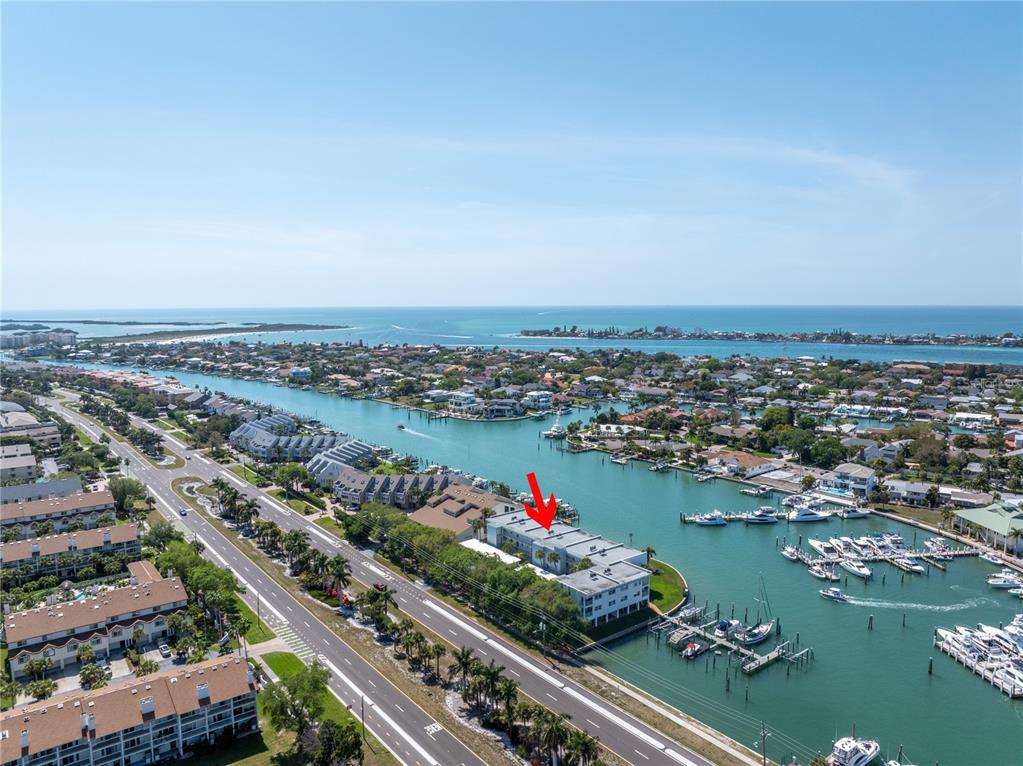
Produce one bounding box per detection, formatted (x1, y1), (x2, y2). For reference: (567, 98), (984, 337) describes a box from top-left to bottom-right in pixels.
(74, 364), (1023, 763)
(7, 306), (1022, 364)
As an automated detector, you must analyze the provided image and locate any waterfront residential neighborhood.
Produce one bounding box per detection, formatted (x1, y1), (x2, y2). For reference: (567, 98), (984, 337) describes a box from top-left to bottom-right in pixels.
(4, 2), (1022, 765)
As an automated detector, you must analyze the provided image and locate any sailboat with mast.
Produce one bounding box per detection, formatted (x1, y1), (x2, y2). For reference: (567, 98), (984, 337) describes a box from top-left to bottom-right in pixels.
(733, 575), (776, 646)
(543, 412), (567, 439)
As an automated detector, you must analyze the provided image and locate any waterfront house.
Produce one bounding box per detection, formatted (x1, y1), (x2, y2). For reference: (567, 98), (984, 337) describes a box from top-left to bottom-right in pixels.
(446, 391), (482, 414)
(304, 440), (375, 487)
(484, 399), (524, 418)
(818, 463), (877, 497)
(522, 390), (553, 411)
(289, 366), (312, 381)
(0, 656), (258, 766)
(953, 502), (1023, 554)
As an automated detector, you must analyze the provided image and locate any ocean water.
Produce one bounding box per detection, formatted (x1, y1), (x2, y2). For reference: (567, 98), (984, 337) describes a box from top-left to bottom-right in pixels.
(61, 361), (1023, 764)
(4, 306), (1022, 364)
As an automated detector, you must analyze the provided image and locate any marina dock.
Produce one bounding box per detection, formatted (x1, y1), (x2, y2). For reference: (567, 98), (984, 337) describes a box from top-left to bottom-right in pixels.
(933, 635), (1023, 698)
(649, 609), (813, 675)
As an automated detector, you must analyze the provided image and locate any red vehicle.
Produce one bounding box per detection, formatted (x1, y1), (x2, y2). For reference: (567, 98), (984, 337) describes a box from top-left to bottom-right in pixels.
(373, 582), (387, 592)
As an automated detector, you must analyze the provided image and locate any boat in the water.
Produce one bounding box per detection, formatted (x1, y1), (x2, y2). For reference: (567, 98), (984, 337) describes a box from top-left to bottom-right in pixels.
(809, 562), (841, 581)
(808, 538), (840, 558)
(819, 587), (849, 602)
(543, 414), (567, 439)
(734, 620), (774, 646)
(893, 557), (926, 574)
(396, 424), (405, 430)
(826, 736), (881, 766)
(787, 506), (831, 522)
(744, 507), (779, 524)
(693, 510), (728, 526)
(839, 558), (872, 579)
(781, 545), (801, 561)
(681, 641), (707, 659)
(987, 572), (1023, 589)
(610, 454), (629, 465)
(979, 552), (1004, 565)
(648, 459), (669, 472)
(712, 619), (741, 639)
(836, 507), (871, 519)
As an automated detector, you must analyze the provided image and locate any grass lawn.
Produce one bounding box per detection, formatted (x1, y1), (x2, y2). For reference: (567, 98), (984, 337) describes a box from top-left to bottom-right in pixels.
(141, 447), (186, 470)
(235, 596), (276, 644)
(153, 419), (177, 431)
(260, 652), (398, 766)
(168, 430), (190, 441)
(75, 427), (95, 447)
(183, 693), (298, 766)
(583, 606), (655, 643)
(873, 503), (949, 528)
(269, 488), (315, 514)
(0, 646), (11, 711)
(228, 463), (264, 484)
(315, 516), (346, 539)
(648, 558), (687, 613)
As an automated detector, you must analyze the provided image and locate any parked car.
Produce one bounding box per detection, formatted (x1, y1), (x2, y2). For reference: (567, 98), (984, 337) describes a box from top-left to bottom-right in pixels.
(373, 582), (387, 592)
(158, 644), (172, 658)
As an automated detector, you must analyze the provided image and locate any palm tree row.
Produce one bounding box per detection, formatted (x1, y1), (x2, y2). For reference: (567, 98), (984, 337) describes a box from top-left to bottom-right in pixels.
(445, 645), (602, 766)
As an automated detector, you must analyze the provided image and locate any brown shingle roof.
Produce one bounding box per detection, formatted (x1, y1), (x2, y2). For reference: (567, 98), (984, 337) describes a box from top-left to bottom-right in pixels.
(0, 657), (254, 761)
(4, 576), (185, 645)
(0, 525), (138, 564)
(0, 490), (114, 523)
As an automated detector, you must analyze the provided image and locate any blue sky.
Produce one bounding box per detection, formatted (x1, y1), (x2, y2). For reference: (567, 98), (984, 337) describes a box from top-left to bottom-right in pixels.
(3, 2), (1020, 309)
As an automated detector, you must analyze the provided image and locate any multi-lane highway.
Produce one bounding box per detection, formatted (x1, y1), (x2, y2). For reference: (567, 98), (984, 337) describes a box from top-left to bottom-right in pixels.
(46, 392), (746, 766)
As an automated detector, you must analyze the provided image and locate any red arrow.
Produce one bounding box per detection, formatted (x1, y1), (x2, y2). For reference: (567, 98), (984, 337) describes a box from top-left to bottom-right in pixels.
(523, 472), (557, 530)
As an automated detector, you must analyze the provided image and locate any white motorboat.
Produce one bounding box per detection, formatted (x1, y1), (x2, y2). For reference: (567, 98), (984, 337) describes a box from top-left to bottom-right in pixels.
(781, 545), (801, 561)
(712, 618), (741, 639)
(892, 557), (925, 574)
(808, 538), (840, 558)
(787, 506), (831, 522)
(839, 558), (872, 579)
(987, 573), (1023, 589)
(809, 562), (841, 581)
(610, 454), (629, 465)
(836, 508), (870, 519)
(827, 736), (881, 766)
(979, 552), (1004, 565)
(819, 587), (848, 602)
(744, 507), (778, 524)
(694, 510), (728, 526)
(543, 414), (567, 439)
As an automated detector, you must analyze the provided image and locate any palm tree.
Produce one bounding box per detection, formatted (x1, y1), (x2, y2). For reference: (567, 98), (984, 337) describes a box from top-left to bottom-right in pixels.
(327, 555), (352, 593)
(537, 711), (572, 766)
(478, 659), (506, 709)
(283, 529), (310, 567)
(371, 584), (398, 617)
(642, 545), (656, 565)
(393, 617), (415, 657)
(1005, 526), (1023, 557)
(563, 728), (601, 766)
(448, 645), (476, 690)
(495, 676), (518, 727)
(430, 643), (447, 679)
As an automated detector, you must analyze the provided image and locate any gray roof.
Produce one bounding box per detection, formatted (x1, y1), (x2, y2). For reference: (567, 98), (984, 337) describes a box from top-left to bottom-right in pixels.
(0, 478), (83, 504)
(558, 561), (650, 595)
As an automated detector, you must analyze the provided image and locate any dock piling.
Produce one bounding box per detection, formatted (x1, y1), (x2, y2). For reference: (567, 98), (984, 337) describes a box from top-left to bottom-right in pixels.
(929, 657), (933, 675)
(868, 614), (874, 631)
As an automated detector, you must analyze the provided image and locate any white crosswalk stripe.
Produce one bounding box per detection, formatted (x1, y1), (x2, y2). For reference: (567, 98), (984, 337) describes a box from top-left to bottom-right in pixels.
(274, 624), (316, 660)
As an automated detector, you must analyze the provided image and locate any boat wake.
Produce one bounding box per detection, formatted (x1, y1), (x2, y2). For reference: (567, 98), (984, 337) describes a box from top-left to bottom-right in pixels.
(845, 595), (999, 612)
(399, 427), (438, 441)
(389, 324), (470, 339)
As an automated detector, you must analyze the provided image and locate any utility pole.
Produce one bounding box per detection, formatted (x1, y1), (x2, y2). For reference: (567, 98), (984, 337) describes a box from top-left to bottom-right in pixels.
(759, 720), (768, 766)
(360, 694), (366, 741)
(539, 620), (547, 660)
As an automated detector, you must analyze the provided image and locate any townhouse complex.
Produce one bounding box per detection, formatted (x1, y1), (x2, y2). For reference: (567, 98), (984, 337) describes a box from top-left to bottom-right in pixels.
(0, 657), (258, 766)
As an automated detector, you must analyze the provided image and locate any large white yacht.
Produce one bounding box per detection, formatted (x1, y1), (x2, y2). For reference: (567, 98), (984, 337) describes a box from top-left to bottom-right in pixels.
(694, 510), (728, 526)
(839, 558), (872, 579)
(826, 736), (881, 766)
(787, 506), (831, 522)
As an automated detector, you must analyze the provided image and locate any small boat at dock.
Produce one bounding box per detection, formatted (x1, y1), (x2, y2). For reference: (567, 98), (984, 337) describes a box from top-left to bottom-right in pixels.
(979, 552), (1004, 565)
(712, 619), (741, 639)
(787, 506), (831, 522)
(839, 559), (872, 579)
(734, 620), (774, 646)
(893, 557), (926, 574)
(987, 572), (1023, 589)
(743, 507), (779, 524)
(781, 545), (800, 561)
(681, 640), (707, 659)
(809, 562), (841, 581)
(610, 454), (629, 465)
(836, 507), (870, 519)
(693, 510), (728, 526)
(826, 736), (880, 766)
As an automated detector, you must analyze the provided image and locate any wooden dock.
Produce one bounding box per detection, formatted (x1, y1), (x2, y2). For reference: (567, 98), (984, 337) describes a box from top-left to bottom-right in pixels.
(934, 637), (1023, 698)
(660, 619), (812, 675)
